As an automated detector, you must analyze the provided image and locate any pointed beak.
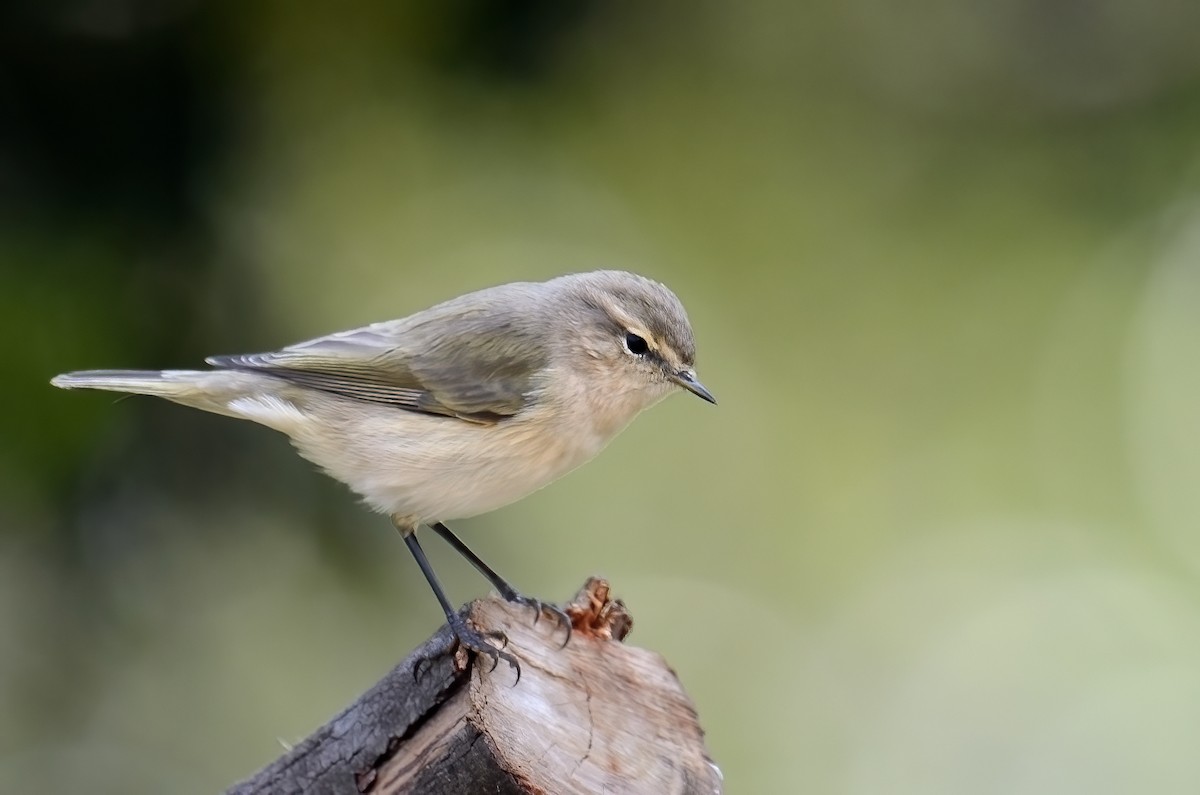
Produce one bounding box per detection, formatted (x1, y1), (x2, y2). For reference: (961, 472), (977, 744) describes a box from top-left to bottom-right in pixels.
(671, 369), (717, 405)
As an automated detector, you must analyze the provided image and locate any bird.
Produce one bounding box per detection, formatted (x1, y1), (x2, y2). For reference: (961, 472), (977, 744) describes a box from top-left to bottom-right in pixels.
(51, 270), (716, 674)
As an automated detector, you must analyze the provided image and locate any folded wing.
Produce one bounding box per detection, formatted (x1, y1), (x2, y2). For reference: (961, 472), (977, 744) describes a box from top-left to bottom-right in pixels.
(208, 312), (546, 423)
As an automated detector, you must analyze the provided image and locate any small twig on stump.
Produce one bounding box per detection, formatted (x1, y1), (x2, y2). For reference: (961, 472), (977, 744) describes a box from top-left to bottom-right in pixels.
(226, 578), (722, 795)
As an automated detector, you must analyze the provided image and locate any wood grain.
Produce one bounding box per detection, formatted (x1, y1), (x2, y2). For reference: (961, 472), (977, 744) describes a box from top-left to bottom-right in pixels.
(226, 579), (721, 795)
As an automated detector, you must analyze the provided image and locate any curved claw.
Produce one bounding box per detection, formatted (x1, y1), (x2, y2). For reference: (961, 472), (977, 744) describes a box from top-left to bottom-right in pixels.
(413, 619), (520, 683)
(412, 655), (433, 683)
(449, 617), (521, 684)
(411, 633), (460, 683)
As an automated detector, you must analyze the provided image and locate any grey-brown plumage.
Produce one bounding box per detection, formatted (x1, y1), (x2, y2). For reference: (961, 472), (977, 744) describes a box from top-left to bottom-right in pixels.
(51, 270), (715, 672)
(205, 280), (554, 422)
(206, 271), (700, 421)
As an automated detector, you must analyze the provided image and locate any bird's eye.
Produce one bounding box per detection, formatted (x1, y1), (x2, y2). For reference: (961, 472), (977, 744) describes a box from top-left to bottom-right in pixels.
(624, 332), (649, 355)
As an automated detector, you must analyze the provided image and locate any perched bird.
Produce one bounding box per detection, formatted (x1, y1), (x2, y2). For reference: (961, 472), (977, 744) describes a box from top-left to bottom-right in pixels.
(52, 270), (715, 672)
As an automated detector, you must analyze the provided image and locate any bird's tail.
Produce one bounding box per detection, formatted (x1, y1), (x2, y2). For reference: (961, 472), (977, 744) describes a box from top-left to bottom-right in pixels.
(50, 369), (271, 422)
(53, 369), (206, 396)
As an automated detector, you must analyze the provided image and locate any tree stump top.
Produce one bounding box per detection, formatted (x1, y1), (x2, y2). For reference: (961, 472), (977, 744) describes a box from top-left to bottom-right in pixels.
(229, 578), (722, 795)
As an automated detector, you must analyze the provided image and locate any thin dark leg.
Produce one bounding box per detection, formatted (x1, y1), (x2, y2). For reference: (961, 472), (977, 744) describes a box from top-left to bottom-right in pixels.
(429, 521), (571, 647)
(402, 530), (520, 680)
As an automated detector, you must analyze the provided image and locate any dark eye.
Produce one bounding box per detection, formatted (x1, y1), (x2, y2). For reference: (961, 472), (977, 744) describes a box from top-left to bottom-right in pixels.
(624, 332), (649, 355)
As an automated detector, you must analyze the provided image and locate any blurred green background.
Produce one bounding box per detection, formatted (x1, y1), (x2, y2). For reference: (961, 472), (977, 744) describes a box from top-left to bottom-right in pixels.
(5, 1), (1200, 792)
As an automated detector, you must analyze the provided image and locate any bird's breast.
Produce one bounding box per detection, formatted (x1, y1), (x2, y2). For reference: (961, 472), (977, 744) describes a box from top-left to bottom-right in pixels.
(292, 386), (650, 522)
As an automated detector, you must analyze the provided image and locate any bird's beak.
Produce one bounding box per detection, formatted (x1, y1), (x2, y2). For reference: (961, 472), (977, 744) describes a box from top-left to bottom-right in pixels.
(671, 369), (717, 404)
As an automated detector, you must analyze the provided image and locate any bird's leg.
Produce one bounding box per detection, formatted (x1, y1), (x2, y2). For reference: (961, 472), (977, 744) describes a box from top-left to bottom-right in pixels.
(429, 521), (571, 647)
(394, 519), (520, 681)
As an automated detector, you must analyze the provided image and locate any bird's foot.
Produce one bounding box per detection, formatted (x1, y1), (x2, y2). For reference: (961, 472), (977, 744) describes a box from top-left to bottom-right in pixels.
(502, 592), (572, 648)
(412, 615), (521, 684)
(448, 614), (521, 683)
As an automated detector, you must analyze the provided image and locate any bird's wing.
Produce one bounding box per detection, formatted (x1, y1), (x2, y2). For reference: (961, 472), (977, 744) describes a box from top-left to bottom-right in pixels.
(207, 311), (547, 423)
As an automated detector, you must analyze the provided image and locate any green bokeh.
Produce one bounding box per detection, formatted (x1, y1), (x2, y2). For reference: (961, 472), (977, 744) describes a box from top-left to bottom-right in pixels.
(5, 2), (1200, 792)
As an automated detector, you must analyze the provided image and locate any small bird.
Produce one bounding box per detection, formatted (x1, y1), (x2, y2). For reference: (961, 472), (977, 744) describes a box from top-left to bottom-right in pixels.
(52, 270), (715, 672)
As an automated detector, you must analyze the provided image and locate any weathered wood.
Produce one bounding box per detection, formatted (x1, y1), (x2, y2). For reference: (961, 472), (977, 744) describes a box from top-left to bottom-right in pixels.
(226, 579), (722, 795)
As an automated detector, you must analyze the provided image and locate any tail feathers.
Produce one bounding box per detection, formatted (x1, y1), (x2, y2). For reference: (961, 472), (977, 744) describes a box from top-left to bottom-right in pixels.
(51, 369), (209, 397)
(51, 368), (309, 430)
(51, 369), (239, 418)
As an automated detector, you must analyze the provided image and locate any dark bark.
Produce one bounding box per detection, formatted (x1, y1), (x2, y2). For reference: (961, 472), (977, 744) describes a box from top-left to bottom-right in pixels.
(225, 579), (721, 795)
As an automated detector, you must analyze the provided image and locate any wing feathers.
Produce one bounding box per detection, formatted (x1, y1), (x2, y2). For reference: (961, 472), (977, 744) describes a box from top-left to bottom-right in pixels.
(206, 302), (546, 422)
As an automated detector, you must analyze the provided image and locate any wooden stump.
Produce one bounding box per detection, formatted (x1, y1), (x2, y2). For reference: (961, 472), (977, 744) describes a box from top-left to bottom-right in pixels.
(226, 578), (722, 794)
